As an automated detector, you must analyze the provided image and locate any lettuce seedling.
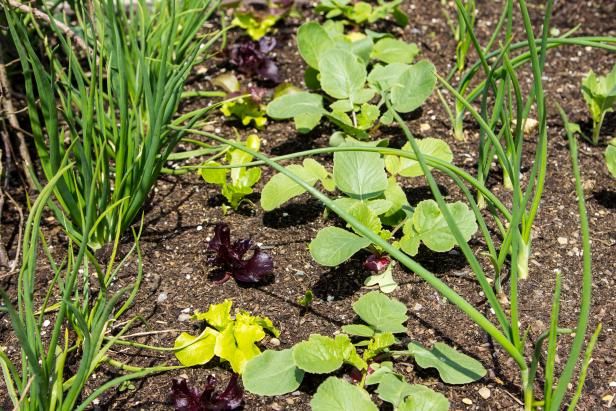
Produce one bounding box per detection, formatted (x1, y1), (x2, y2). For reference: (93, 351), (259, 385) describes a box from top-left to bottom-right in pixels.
(174, 299), (280, 374)
(171, 375), (243, 411)
(207, 223), (273, 283)
(200, 134), (262, 212)
(226, 0), (293, 40)
(228, 36), (280, 83)
(315, 0), (408, 27)
(581, 63), (616, 144)
(212, 73), (268, 128)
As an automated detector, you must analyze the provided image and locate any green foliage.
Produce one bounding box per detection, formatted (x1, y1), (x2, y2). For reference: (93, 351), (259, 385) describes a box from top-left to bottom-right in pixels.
(311, 377), (377, 411)
(399, 200), (478, 256)
(351, 290), (408, 333)
(6, 0), (219, 249)
(227, 0), (292, 40)
(242, 291), (481, 409)
(405, 342), (487, 384)
(605, 138), (616, 179)
(174, 300), (279, 374)
(364, 261), (397, 293)
(242, 349), (304, 395)
(309, 226), (372, 266)
(0, 167), (159, 410)
(260, 137), (473, 270)
(581, 64), (616, 144)
(213, 73), (268, 127)
(200, 134), (262, 211)
(266, 21), (433, 136)
(315, 0), (408, 27)
(260, 158), (334, 210)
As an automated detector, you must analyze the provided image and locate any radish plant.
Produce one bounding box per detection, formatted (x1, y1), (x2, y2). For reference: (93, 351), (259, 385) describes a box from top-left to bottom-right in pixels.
(242, 291), (485, 410)
(266, 21), (429, 138)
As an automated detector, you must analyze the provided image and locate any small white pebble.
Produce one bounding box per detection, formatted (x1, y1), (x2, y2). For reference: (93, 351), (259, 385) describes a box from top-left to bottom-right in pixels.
(557, 237), (568, 245)
(609, 381), (616, 387)
(197, 225), (203, 231)
(327, 295), (335, 302)
(462, 398), (473, 405)
(270, 338), (281, 346)
(186, 274), (191, 280)
(157, 292), (168, 303)
(478, 387), (491, 399)
(42, 319), (51, 328)
(181, 307), (191, 313)
(413, 303), (423, 311)
(178, 313), (191, 322)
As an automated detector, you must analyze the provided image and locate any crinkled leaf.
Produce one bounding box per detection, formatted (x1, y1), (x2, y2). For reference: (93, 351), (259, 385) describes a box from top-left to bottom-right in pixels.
(174, 329), (217, 367)
(208, 223), (274, 283)
(391, 60), (436, 113)
(309, 227), (371, 266)
(399, 200), (477, 256)
(193, 299), (233, 330)
(242, 349), (305, 395)
(348, 201), (381, 234)
(201, 161), (228, 185)
(352, 291), (408, 333)
(215, 320), (265, 374)
(407, 342), (486, 384)
(171, 376), (243, 411)
(371, 38), (419, 64)
(310, 377), (377, 411)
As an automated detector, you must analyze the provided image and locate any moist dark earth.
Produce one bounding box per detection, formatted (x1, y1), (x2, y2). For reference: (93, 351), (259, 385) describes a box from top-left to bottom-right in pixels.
(1, 0), (615, 410)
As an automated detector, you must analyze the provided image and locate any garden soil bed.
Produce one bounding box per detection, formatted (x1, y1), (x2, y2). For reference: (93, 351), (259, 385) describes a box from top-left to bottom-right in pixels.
(1, 0), (615, 410)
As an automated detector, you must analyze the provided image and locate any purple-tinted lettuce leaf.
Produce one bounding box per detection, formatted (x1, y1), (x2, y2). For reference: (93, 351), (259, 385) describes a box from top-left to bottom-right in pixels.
(171, 376), (243, 411)
(228, 37), (280, 83)
(208, 223), (274, 283)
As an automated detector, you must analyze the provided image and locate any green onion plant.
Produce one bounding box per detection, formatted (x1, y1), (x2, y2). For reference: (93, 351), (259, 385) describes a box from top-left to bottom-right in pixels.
(4, 0), (220, 250)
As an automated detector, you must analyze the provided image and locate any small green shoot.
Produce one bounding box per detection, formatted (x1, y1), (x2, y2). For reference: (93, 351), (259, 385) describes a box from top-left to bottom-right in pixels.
(581, 63), (616, 144)
(200, 134), (263, 212)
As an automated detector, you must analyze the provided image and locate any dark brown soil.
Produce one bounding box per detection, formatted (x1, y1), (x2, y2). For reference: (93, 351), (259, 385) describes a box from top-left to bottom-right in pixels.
(1, 0), (615, 410)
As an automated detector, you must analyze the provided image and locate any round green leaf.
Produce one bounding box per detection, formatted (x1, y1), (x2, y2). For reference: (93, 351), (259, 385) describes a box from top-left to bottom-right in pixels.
(243, 349), (305, 395)
(292, 335), (344, 374)
(386, 138), (453, 178)
(399, 385), (449, 411)
(371, 38), (419, 64)
(311, 377), (377, 411)
(352, 291), (408, 333)
(297, 22), (336, 69)
(391, 60), (436, 113)
(318, 48), (367, 100)
(267, 92), (324, 119)
(309, 227), (371, 267)
(333, 149), (388, 200)
(407, 342), (486, 384)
